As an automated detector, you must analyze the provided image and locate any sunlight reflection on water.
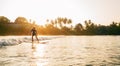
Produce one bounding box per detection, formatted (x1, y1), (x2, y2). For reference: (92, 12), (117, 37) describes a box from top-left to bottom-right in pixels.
(0, 36), (120, 66)
(31, 43), (48, 66)
(33, 44), (45, 57)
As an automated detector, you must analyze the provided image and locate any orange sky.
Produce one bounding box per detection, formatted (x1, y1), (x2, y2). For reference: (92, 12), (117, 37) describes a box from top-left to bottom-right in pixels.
(0, 0), (120, 25)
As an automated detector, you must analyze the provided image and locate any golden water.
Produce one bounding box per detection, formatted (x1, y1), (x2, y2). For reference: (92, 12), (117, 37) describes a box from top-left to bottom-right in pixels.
(0, 36), (120, 66)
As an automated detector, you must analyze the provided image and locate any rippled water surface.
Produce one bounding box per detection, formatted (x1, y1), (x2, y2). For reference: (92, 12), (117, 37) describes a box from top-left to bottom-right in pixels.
(0, 36), (120, 66)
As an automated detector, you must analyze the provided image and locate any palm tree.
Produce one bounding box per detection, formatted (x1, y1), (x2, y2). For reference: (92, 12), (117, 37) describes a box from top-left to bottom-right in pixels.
(67, 19), (72, 24)
(54, 19), (58, 28)
(50, 20), (54, 26)
(63, 18), (67, 25)
(57, 17), (62, 28)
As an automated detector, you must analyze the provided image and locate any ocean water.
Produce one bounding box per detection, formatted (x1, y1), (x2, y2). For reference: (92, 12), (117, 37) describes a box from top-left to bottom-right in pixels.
(0, 36), (120, 66)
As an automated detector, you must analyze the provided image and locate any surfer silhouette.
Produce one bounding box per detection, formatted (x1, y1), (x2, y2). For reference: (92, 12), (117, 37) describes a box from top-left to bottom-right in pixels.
(31, 27), (39, 43)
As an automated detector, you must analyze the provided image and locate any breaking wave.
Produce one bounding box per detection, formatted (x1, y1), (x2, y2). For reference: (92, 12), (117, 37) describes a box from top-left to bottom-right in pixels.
(0, 36), (60, 47)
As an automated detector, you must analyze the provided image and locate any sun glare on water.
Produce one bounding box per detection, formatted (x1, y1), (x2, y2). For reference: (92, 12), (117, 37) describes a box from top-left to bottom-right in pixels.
(31, 44), (48, 66)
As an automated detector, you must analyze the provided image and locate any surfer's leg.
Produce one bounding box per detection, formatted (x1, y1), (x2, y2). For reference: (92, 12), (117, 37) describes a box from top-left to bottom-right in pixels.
(32, 35), (34, 42)
(35, 35), (39, 43)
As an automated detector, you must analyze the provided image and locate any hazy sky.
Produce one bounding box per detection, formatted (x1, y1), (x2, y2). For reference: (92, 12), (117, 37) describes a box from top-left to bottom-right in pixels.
(0, 0), (120, 25)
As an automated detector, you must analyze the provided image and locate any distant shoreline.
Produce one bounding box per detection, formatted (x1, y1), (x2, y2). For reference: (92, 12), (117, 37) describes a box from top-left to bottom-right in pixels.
(0, 35), (120, 36)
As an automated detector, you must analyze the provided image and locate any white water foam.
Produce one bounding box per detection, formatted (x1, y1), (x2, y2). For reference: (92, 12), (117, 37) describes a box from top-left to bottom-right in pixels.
(0, 36), (60, 47)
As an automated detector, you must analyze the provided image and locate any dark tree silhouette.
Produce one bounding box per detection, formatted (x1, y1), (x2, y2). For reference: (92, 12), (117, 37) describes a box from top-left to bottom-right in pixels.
(0, 16), (10, 24)
(1, 16), (120, 35)
(14, 17), (28, 24)
(74, 23), (83, 35)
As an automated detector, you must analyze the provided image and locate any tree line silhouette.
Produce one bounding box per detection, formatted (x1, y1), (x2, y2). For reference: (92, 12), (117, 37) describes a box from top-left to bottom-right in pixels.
(0, 16), (120, 35)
